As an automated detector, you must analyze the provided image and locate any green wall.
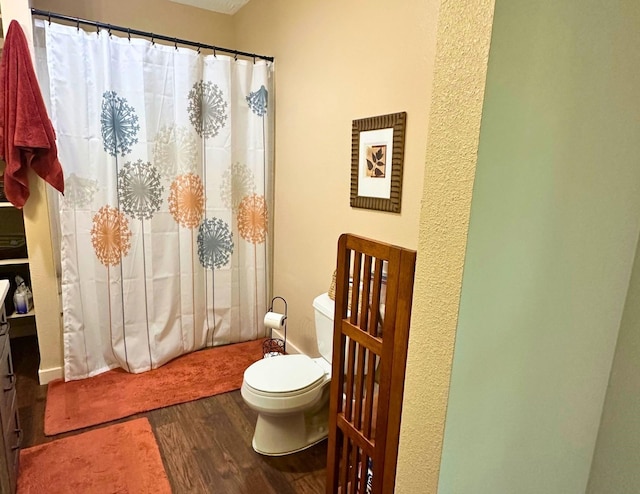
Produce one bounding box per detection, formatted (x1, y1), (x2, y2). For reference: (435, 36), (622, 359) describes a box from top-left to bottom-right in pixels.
(587, 234), (640, 493)
(438, 1), (640, 492)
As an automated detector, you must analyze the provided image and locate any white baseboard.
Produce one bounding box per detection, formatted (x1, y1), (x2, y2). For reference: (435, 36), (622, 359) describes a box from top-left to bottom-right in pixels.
(38, 366), (63, 385)
(271, 329), (302, 355)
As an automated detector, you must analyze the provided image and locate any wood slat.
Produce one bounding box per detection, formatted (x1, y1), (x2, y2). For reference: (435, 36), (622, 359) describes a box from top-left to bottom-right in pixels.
(336, 414), (375, 458)
(326, 233), (416, 494)
(341, 322), (383, 357)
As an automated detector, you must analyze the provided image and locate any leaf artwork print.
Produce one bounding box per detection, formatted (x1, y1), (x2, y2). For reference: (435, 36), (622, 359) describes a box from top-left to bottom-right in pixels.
(118, 159), (164, 220)
(91, 206), (132, 266)
(197, 218), (234, 269)
(238, 194), (268, 245)
(153, 125), (198, 180)
(246, 85), (268, 117)
(220, 162), (256, 212)
(187, 81), (228, 138)
(169, 173), (205, 229)
(62, 173), (99, 209)
(101, 91), (140, 157)
(366, 145), (386, 178)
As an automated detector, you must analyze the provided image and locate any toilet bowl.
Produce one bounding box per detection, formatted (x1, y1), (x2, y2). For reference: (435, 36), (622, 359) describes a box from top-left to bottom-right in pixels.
(241, 292), (335, 456)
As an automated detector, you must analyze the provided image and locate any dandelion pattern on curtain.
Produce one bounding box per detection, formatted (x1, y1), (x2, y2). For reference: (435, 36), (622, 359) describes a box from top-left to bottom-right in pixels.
(169, 173), (205, 351)
(38, 19), (273, 379)
(118, 160), (164, 220)
(246, 85), (268, 117)
(63, 173), (99, 208)
(91, 206), (132, 266)
(238, 193), (268, 339)
(198, 218), (234, 346)
(220, 162), (255, 212)
(90, 205), (133, 366)
(152, 125), (198, 180)
(187, 81), (228, 138)
(101, 91), (140, 157)
(169, 173), (205, 229)
(117, 159), (164, 367)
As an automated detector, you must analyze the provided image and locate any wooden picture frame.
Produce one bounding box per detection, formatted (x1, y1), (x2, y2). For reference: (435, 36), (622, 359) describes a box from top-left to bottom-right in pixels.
(350, 112), (406, 213)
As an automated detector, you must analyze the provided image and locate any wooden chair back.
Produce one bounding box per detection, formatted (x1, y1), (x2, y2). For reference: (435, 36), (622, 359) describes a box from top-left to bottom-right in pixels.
(326, 233), (416, 493)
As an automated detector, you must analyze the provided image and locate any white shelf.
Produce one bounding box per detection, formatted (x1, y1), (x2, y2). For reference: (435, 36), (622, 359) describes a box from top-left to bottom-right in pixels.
(0, 258), (28, 266)
(7, 308), (34, 320)
(0, 202), (13, 208)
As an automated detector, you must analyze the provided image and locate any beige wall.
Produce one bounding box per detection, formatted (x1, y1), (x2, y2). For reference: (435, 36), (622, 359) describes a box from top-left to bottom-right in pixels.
(234, 0), (439, 354)
(32, 0), (234, 47)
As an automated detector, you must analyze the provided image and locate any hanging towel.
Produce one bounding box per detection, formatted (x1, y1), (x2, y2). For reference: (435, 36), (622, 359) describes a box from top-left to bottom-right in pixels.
(0, 20), (64, 208)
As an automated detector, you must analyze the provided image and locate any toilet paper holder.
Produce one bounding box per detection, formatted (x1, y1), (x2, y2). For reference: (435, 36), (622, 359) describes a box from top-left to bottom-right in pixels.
(263, 296), (287, 357)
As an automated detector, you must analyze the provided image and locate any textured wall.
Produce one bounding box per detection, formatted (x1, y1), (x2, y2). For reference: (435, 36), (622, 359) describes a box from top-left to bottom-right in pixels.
(439, 1), (640, 492)
(395, 1), (496, 492)
(233, 0), (439, 355)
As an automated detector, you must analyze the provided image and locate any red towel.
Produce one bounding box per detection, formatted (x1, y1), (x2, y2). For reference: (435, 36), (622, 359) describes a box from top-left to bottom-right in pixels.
(0, 20), (64, 208)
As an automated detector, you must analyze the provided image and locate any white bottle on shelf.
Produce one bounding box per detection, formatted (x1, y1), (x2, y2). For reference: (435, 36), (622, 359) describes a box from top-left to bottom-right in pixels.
(13, 275), (33, 314)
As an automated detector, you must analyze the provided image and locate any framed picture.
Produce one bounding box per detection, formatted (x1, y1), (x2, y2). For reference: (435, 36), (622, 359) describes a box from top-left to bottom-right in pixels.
(350, 112), (406, 213)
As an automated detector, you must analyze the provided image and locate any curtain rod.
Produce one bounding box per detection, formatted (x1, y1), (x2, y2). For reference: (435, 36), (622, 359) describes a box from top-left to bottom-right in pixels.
(30, 8), (274, 63)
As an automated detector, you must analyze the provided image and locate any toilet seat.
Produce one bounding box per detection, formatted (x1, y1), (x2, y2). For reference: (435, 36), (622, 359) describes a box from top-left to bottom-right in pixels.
(244, 354), (325, 394)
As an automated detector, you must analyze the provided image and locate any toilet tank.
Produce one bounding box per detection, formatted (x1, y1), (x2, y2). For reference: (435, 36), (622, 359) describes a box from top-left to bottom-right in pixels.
(312, 293), (335, 363)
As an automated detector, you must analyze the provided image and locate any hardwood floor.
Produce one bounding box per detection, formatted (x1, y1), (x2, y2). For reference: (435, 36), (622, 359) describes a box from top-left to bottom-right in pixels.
(10, 335), (327, 493)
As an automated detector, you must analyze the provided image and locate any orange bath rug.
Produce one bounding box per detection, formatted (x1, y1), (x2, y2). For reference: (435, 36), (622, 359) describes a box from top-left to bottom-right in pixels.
(45, 339), (265, 435)
(18, 418), (171, 494)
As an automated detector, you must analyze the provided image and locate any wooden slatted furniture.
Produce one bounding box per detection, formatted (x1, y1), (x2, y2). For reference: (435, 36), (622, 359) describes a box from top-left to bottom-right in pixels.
(326, 234), (416, 494)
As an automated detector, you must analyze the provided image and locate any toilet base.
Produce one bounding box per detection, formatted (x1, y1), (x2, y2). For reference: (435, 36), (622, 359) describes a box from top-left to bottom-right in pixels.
(251, 401), (329, 456)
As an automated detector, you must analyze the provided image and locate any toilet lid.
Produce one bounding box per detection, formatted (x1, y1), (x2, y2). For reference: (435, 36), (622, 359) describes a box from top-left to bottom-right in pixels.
(244, 354), (325, 393)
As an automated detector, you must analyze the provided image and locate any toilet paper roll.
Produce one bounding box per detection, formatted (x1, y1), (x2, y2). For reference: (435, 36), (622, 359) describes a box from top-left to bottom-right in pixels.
(264, 311), (286, 329)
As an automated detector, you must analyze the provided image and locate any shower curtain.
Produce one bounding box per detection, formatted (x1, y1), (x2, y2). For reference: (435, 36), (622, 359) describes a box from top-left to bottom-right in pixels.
(34, 20), (274, 380)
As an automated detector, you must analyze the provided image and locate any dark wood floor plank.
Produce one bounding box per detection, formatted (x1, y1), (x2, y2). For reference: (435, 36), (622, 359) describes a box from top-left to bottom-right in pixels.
(154, 421), (211, 494)
(293, 470), (327, 493)
(12, 335), (327, 494)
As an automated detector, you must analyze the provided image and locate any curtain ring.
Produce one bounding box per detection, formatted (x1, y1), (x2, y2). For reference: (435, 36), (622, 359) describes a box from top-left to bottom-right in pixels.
(253, 55), (256, 64)
(174, 38), (178, 50)
(48, 12), (51, 25)
(76, 18), (80, 32)
(151, 34), (155, 45)
(197, 45), (201, 54)
(107, 24), (112, 37)
(213, 48), (217, 58)
(127, 28), (131, 42)
(234, 52), (238, 62)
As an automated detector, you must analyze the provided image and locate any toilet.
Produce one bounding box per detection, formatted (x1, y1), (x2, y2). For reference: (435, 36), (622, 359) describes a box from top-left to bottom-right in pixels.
(241, 292), (335, 456)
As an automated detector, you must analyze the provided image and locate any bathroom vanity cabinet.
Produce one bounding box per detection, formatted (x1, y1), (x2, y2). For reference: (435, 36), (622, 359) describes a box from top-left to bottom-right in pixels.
(0, 280), (20, 494)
